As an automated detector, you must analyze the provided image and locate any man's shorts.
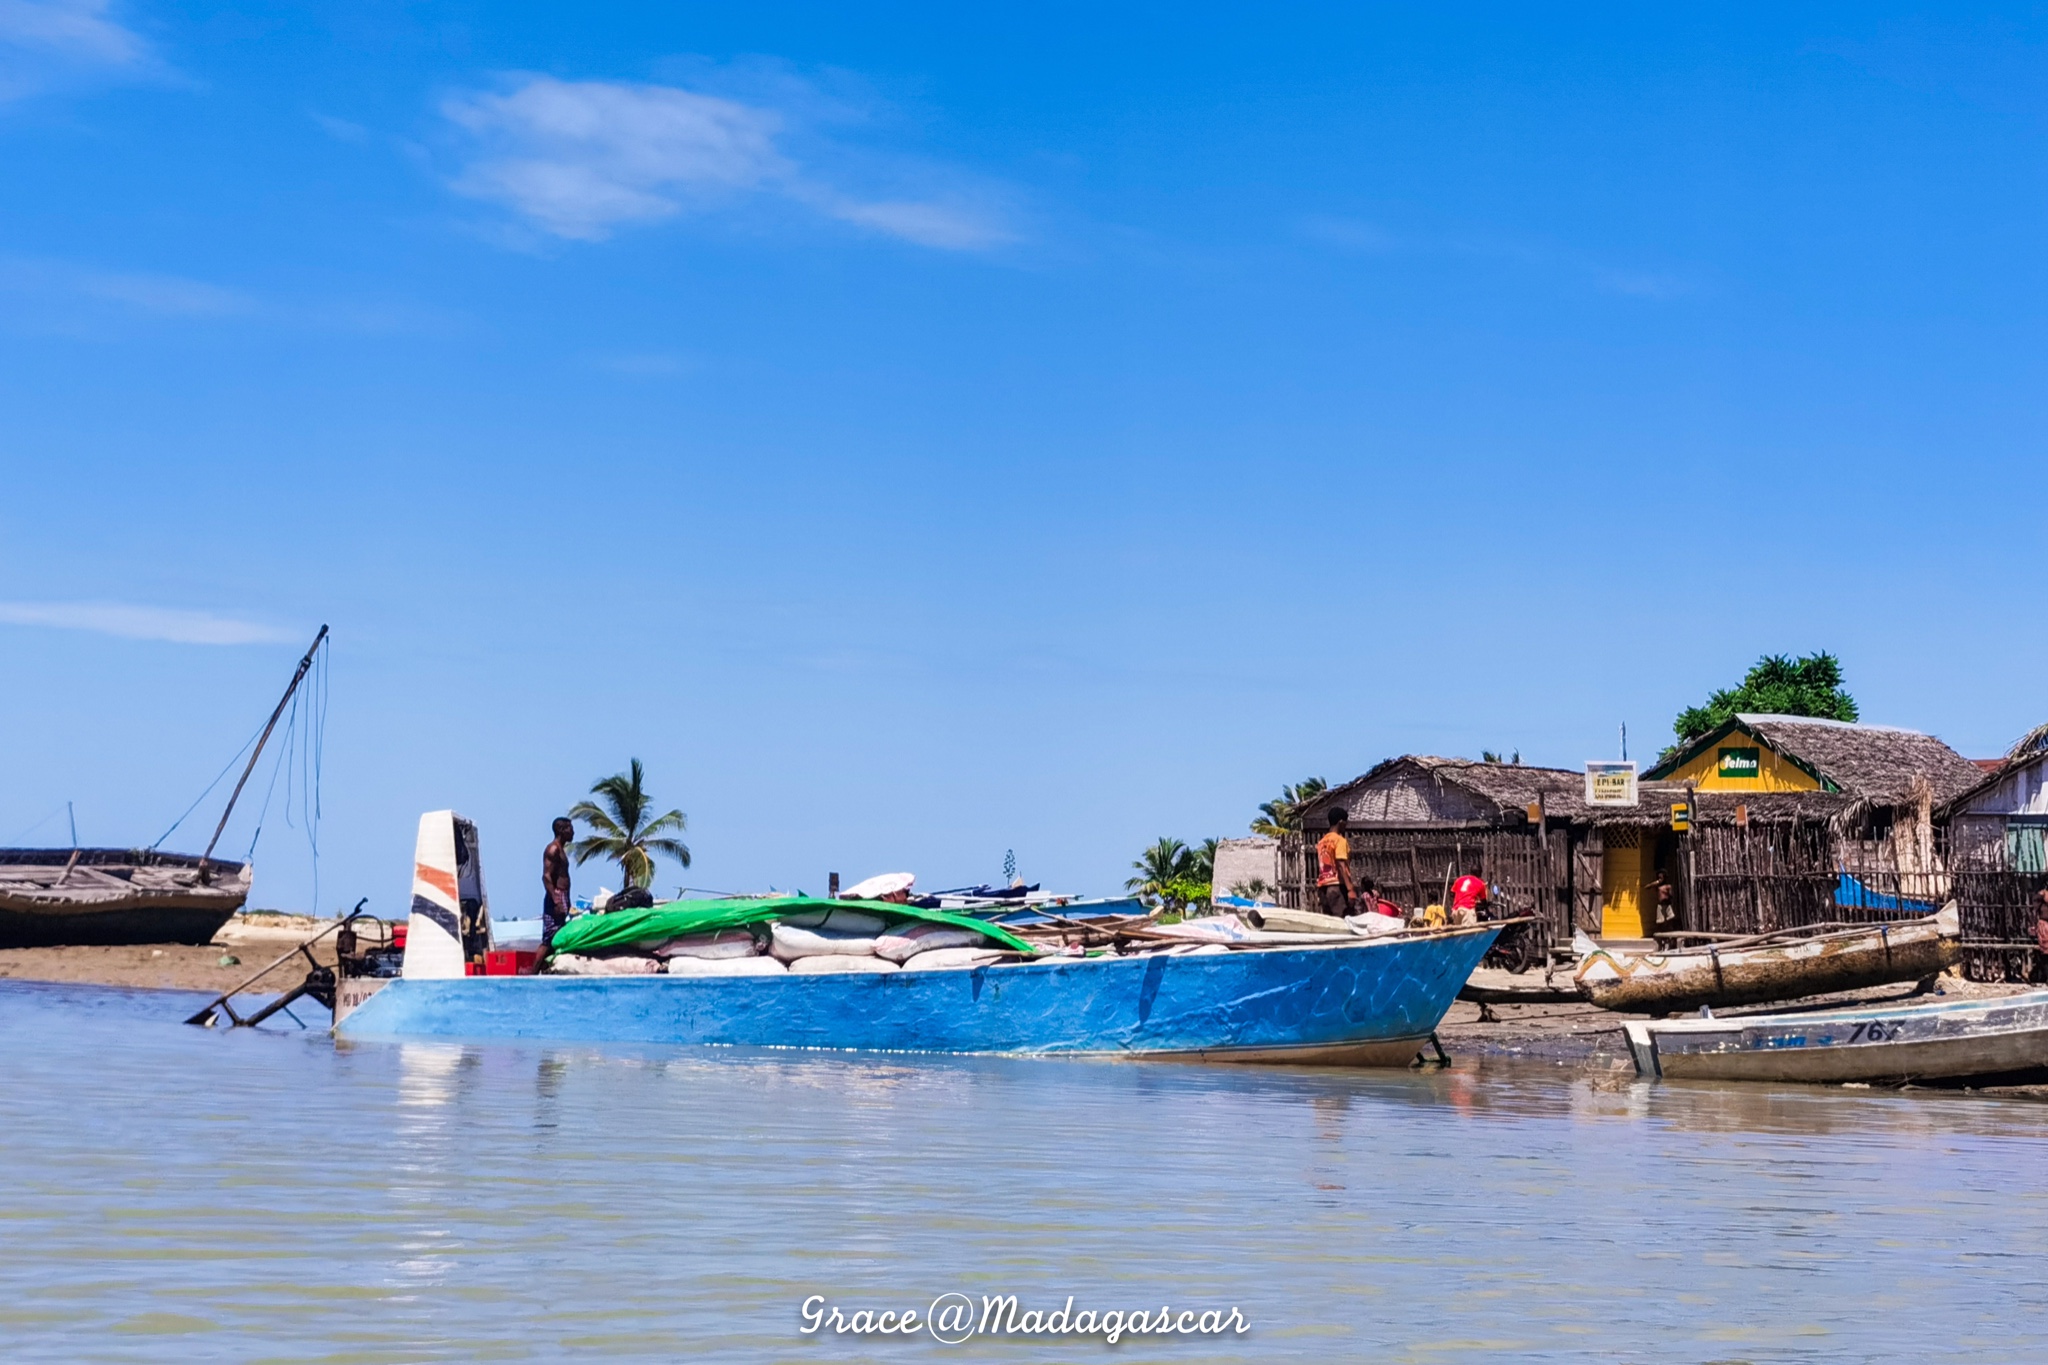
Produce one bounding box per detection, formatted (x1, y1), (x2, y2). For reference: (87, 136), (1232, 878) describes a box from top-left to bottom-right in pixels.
(1319, 883), (1351, 917)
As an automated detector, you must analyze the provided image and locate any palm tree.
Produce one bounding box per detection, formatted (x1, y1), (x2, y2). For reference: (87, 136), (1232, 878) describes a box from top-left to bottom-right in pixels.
(568, 758), (690, 891)
(1250, 777), (1327, 837)
(1190, 837), (1219, 886)
(1126, 837), (1194, 899)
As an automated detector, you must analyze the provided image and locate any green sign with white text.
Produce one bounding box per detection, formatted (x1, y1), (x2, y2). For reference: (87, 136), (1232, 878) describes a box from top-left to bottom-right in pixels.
(1718, 747), (1761, 781)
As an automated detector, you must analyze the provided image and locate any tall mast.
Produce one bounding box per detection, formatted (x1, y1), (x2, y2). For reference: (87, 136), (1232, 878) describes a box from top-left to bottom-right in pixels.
(197, 625), (328, 883)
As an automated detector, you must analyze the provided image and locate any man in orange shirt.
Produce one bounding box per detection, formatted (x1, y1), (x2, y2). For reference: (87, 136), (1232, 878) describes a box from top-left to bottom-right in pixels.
(1316, 809), (1359, 917)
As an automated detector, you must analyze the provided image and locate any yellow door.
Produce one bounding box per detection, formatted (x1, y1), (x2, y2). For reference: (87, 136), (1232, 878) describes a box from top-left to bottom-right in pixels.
(1601, 829), (1649, 939)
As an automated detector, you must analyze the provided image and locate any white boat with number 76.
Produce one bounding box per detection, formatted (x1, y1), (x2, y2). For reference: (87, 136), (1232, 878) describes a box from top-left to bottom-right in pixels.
(1625, 989), (2048, 1086)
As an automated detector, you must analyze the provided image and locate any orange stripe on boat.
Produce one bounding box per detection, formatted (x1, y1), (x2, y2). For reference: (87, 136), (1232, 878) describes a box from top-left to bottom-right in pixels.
(414, 863), (460, 903)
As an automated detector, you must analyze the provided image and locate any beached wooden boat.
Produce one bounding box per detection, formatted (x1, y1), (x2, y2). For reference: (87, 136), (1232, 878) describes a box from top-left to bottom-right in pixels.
(1574, 906), (1960, 1013)
(0, 627), (327, 950)
(0, 848), (252, 948)
(1624, 989), (2048, 1085)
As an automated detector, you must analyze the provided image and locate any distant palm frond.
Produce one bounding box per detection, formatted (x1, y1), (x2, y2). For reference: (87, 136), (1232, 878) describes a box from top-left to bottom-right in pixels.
(569, 757), (690, 891)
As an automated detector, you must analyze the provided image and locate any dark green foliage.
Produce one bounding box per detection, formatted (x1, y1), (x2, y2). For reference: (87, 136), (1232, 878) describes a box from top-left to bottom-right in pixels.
(1126, 836), (1212, 912)
(1250, 777), (1327, 837)
(1672, 653), (1858, 746)
(569, 758), (691, 891)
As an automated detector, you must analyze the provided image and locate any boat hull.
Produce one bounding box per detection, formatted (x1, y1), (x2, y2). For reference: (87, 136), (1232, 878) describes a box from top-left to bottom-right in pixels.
(1625, 991), (2048, 1085)
(335, 927), (1499, 1064)
(0, 902), (242, 948)
(0, 849), (251, 948)
(1577, 913), (1958, 1013)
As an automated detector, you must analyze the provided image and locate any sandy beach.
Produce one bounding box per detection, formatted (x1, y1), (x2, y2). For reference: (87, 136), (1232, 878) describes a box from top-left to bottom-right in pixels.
(0, 914), (344, 994)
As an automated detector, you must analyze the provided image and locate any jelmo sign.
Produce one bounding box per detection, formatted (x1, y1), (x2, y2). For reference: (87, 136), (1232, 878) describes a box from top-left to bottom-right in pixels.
(1717, 746), (1761, 779)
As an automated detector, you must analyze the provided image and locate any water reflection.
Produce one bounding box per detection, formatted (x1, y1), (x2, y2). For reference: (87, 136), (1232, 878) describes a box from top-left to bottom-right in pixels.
(4, 982), (2048, 1362)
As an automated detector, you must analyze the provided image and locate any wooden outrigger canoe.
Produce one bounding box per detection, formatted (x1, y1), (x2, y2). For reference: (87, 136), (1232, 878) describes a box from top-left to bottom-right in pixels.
(1574, 905), (1960, 1014)
(1625, 989), (2048, 1085)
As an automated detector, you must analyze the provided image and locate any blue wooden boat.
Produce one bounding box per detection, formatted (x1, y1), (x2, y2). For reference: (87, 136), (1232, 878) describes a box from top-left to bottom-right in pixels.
(1625, 989), (2048, 1085)
(334, 925), (1500, 1065)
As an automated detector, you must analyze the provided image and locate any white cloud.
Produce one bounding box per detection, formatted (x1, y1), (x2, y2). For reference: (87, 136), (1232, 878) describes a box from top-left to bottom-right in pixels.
(1300, 216), (1399, 252)
(0, 601), (298, 645)
(0, 0), (141, 64)
(309, 110), (368, 143)
(0, 0), (150, 101)
(75, 268), (249, 315)
(820, 196), (1008, 251)
(442, 73), (1011, 251)
(0, 257), (253, 324)
(1593, 268), (1692, 301)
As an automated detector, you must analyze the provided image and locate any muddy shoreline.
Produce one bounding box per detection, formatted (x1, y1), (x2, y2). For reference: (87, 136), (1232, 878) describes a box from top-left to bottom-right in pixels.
(0, 915), (342, 995)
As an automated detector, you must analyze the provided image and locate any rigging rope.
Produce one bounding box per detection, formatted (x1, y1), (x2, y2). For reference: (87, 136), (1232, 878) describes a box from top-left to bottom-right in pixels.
(241, 637), (329, 914)
(243, 689), (298, 862)
(9, 802), (71, 845)
(153, 722), (266, 850)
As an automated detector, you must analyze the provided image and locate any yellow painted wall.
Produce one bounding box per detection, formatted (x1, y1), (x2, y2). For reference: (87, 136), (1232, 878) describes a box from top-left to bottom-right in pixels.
(1601, 835), (1649, 939)
(1662, 728), (1824, 792)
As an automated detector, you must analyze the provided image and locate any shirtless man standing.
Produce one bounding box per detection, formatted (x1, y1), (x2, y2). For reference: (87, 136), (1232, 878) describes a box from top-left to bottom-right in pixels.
(542, 816), (574, 949)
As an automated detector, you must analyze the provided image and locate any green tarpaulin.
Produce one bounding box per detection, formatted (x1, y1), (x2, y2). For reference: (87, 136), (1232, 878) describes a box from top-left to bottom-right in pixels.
(543, 895), (1036, 958)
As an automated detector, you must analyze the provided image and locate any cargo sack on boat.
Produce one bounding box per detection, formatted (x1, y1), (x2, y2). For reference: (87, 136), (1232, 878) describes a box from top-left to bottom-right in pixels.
(547, 953), (663, 975)
(1348, 912), (1406, 937)
(770, 923), (882, 961)
(788, 954), (900, 974)
(875, 922), (990, 962)
(780, 907), (888, 935)
(898, 947), (1009, 971)
(651, 930), (762, 960)
(543, 896), (1031, 959)
(666, 955), (787, 977)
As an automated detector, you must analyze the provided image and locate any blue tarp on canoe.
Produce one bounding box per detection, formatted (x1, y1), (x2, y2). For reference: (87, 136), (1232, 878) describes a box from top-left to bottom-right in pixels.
(1835, 872), (1937, 915)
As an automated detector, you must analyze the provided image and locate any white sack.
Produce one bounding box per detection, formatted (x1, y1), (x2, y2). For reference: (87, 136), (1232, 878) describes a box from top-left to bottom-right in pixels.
(787, 954), (900, 974)
(875, 922), (990, 963)
(899, 947), (1009, 971)
(651, 930), (761, 960)
(666, 955), (787, 977)
(779, 907), (888, 935)
(547, 953), (662, 976)
(1347, 912), (1408, 937)
(770, 922), (882, 961)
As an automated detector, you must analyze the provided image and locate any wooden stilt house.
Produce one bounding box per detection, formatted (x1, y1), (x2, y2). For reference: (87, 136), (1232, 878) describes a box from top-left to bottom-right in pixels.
(1941, 725), (2048, 982)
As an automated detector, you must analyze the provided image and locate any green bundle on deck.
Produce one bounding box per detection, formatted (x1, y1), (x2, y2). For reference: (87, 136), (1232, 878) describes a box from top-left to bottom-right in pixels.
(544, 896), (1034, 958)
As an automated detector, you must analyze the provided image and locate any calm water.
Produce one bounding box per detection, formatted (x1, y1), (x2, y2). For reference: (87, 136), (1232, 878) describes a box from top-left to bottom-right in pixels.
(4, 982), (2047, 1363)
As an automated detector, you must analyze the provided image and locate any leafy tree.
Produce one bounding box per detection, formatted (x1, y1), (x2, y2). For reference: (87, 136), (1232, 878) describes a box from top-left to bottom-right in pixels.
(1250, 777), (1327, 837)
(569, 758), (691, 891)
(1126, 837), (1212, 914)
(1672, 653), (1858, 746)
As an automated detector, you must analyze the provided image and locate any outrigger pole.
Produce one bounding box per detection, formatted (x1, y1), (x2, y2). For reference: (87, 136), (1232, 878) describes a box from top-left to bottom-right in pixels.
(197, 624), (329, 885)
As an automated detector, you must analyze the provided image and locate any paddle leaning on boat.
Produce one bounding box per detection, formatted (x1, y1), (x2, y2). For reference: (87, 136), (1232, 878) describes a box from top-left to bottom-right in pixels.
(330, 812), (1505, 1066)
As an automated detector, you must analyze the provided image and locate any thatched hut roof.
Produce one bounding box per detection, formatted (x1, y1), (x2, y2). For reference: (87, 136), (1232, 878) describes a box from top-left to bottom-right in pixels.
(1645, 714), (1984, 806)
(1939, 721), (2048, 819)
(1304, 755), (1592, 828)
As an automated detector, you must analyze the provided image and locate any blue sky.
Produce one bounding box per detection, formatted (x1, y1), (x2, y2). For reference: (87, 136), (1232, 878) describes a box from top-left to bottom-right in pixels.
(3, 3), (2045, 914)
